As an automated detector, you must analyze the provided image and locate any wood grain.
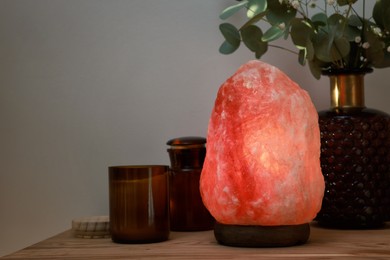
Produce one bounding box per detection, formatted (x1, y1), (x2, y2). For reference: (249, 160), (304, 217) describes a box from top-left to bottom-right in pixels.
(2, 223), (390, 259)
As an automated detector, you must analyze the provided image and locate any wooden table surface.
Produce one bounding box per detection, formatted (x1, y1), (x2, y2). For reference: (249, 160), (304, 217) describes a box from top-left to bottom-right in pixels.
(2, 223), (390, 259)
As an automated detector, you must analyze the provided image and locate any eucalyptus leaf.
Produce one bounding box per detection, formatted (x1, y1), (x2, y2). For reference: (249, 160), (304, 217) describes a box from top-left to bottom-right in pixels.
(219, 0), (249, 20)
(262, 26), (285, 42)
(241, 25), (266, 52)
(315, 13), (348, 62)
(283, 23), (291, 40)
(333, 37), (351, 60)
(311, 13), (327, 30)
(306, 40), (315, 61)
(373, 0), (384, 29)
(364, 30), (385, 66)
(266, 0), (297, 25)
(383, 2), (390, 31)
(255, 44), (268, 58)
(291, 18), (314, 48)
(219, 23), (241, 46)
(247, 0), (267, 18)
(308, 59), (323, 79)
(241, 11), (267, 29)
(298, 49), (306, 66)
(372, 0), (390, 31)
(344, 25), (361, 42)
(373, 52), (390, 68)
(313, 32), (350, 63)
(312, 13), (328, 25)
(348, 15), (363, 27)
(314, 34), (332, 62)
(219, 40), (240, 54)
(328, 13), (346, 39)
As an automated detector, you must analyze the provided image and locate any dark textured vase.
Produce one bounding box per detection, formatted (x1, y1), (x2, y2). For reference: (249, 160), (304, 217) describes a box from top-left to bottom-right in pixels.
(316, 70), (390, 228)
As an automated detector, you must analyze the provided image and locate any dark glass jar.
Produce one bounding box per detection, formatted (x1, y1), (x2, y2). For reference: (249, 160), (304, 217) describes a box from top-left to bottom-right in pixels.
(316, 70), (390, 228)
(167, 136), (215, 231)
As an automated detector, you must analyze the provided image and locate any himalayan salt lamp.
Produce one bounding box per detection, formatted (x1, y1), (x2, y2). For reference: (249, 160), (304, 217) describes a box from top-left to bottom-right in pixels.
(200, 60), (325, 247)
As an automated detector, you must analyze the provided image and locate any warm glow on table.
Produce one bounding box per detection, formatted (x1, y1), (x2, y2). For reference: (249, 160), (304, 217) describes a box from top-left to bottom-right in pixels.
(2, 223), (390, 259)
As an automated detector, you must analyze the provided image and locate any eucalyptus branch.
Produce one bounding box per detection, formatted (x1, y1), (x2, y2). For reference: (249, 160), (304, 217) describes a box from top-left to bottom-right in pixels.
(296, 2), (309, 19)
(218, 0), (390, 79)
(305, 0), (309, 18)
(268, 44), (299, 56)
(324, 0), (327, 16)
(363, 0), (366, 21)
(342, 3), (353, 31)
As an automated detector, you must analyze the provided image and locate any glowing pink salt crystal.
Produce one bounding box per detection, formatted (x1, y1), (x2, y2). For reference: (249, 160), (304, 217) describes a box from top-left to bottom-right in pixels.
(200, 60), (324, 226)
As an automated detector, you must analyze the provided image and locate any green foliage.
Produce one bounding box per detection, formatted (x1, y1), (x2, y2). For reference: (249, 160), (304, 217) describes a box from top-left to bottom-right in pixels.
(219, 1), (249, 20)
(219, 23), (240, 54)
(218, 0), (390, 79)
(241, 25), (268, 58)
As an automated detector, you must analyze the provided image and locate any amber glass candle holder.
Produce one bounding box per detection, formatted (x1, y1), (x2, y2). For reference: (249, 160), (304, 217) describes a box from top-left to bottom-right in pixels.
(109, 165), (170, 243)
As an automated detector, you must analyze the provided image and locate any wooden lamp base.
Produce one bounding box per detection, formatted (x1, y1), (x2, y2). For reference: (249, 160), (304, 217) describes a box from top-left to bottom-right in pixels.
(214, 222), (310, 247)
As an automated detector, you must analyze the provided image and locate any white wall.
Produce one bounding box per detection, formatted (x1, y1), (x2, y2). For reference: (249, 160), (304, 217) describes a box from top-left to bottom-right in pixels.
(1, 0), (390, 256)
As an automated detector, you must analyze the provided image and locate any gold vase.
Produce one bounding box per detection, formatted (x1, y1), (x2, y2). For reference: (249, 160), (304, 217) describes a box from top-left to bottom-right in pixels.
(317, 70), (390, 228)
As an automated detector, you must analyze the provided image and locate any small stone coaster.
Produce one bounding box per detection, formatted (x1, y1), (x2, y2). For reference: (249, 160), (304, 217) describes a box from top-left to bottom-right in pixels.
(214, 222), (310, 247)
(72, 216), (110, 238)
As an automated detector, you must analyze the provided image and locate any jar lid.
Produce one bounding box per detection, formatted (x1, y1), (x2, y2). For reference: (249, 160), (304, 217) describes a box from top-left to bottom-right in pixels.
(167, 136), (206, 149)
(167, 137), (206, 169)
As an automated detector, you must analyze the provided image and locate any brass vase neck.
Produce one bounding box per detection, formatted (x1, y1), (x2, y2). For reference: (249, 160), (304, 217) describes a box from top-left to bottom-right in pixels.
(329, 73), (366, 109)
